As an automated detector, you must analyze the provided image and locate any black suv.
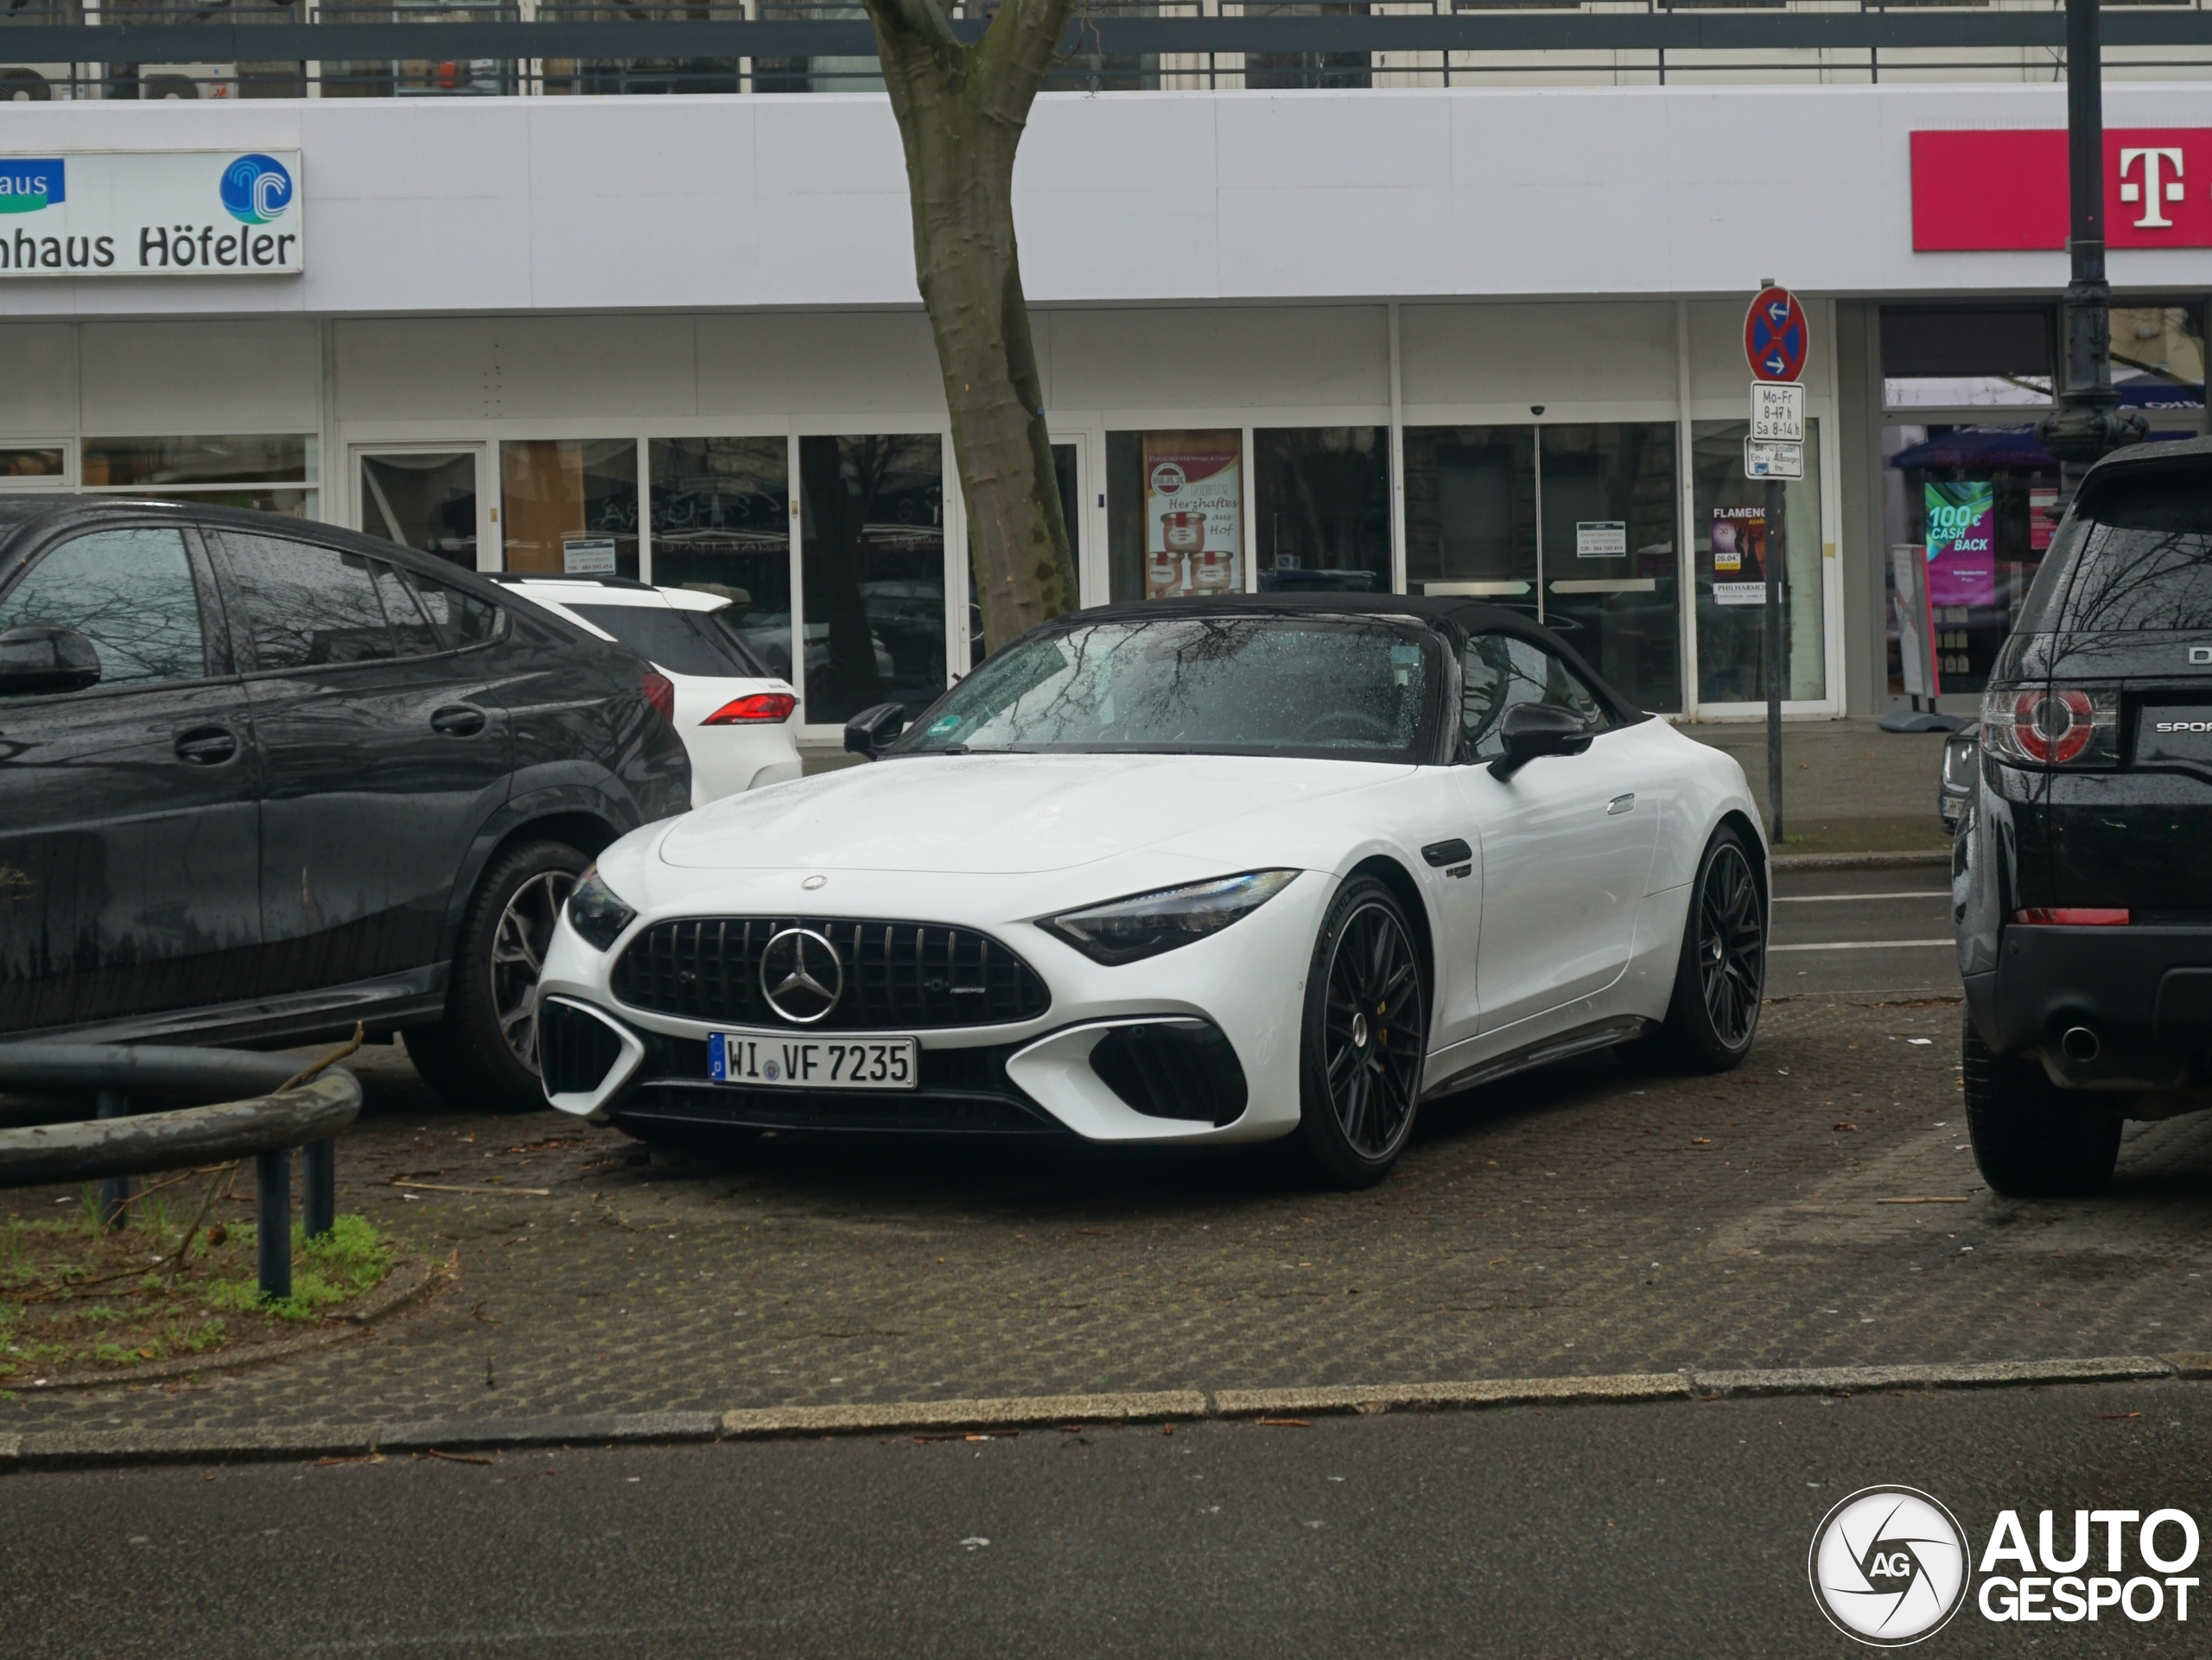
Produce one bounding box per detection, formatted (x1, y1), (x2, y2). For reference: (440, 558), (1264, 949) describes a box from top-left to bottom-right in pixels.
(0, 496), (691, 1110)
(1955, 437), (2212, 1194)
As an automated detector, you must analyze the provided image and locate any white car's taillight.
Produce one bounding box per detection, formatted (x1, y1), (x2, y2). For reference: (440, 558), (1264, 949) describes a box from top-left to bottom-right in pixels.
(702, 691), (798, 725)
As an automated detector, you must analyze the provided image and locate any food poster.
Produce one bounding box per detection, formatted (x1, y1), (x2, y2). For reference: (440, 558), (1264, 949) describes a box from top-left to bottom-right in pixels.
(1923, 480), (1997, 607)
(1709, 505), (1768, 606)
(1144, 430), (1243, 598)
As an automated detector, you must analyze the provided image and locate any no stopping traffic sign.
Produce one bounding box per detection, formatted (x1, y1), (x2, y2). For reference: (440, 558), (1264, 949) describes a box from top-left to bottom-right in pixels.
(1745, 286), (1810, 383)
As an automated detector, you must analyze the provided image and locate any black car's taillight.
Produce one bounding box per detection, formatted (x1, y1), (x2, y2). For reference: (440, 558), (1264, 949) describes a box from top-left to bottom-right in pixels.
(1980, 685), (2119, 768)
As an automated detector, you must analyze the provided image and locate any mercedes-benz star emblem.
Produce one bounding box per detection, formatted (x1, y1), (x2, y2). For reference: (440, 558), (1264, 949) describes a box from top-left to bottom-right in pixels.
(760, 926), (843, 1024)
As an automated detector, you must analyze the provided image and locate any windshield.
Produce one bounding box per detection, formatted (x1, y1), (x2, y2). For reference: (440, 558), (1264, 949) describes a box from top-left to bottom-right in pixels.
(890, 614), (1437, 760)
(2040, 467), (2212, 635)
(568, 601), (768, 677)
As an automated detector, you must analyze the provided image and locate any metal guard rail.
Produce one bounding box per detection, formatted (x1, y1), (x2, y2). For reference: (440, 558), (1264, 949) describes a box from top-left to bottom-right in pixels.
(7, 12), (2212, 60)
(0, 1043), (362, 1301)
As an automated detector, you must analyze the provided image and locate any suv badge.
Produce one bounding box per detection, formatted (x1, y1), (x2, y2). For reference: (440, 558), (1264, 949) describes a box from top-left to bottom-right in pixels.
(760, 927), (843, 1024)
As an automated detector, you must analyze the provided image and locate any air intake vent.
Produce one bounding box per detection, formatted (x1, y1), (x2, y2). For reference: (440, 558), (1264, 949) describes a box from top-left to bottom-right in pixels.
(538, 998), (626, 1096)
(1087, 1020), (1248, 1127)
(611, 918), (1052, 1031)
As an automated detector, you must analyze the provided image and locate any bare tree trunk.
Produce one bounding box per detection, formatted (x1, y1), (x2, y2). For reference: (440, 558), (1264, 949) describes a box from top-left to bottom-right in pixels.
(861, 0), (1077, 658)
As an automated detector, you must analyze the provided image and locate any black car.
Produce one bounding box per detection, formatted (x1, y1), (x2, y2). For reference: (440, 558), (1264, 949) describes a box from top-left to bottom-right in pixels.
(1955, 437), (2212, 1194)
(0, 496), (691, 1110)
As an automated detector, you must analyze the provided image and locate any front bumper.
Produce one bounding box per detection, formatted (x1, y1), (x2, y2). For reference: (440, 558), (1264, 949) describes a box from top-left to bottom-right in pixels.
(1966, 923), (2212, 1091)
(532, 868), (1332, 1144)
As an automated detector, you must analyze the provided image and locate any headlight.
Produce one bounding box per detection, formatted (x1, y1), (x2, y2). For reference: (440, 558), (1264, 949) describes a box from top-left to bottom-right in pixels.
(566, 867), (638, 952)
(1039, 869), (1300, 966)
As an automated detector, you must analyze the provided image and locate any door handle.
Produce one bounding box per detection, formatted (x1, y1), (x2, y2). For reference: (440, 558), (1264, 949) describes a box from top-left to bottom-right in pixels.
(1606, 793), (1636, 816)
(430, 704), (487, 738)
(173, 725), (238, 766)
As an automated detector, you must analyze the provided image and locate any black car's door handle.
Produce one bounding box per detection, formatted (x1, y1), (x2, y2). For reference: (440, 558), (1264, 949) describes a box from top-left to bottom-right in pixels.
(173, 725), (238, 766)
(429, 704), (487, 738)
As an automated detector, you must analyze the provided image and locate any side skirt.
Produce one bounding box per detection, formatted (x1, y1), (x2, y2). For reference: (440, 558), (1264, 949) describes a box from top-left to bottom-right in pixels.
(1419, 1016), (1655, 1104)
(0, 965), (449, 1052)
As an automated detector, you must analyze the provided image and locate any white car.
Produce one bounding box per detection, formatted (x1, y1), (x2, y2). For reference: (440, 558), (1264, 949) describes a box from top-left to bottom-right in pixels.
(493, 576), (802, 805)
(532, 597), (1768, 1186)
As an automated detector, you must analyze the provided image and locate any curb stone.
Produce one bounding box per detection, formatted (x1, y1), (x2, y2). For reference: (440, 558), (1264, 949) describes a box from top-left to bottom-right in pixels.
(1770, 849), (1950, 872)
(2, 1359), (2200, 1472)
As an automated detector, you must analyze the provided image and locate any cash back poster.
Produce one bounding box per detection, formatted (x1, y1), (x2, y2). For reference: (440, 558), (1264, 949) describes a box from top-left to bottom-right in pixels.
(1924, 480), (1996, 607)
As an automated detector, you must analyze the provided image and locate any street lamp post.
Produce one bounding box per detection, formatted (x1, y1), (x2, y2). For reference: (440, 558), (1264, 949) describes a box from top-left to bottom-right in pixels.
(2035, 0), (2147, 501)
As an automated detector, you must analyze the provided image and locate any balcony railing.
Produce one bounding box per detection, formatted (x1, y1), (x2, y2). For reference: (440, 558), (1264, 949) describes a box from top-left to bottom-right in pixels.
(5, 0), (2211, 100)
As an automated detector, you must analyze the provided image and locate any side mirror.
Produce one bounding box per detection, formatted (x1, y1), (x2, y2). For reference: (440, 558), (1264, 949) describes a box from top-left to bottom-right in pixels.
(0, 624), (101, 696)
(1487, 702), (1592, 780)
(843, 701), (906, 760)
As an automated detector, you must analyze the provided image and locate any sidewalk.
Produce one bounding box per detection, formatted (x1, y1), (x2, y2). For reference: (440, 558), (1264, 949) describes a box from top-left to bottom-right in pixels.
(1676, 717), (1951, 855)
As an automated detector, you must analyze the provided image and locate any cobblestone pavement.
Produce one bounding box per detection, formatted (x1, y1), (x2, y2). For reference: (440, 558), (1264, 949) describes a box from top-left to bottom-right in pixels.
(7, 995), (2210, 1436)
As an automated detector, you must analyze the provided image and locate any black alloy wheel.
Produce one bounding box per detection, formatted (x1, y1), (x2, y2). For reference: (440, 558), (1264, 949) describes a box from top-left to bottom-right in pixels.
(1643, 826), (1765, 1072)
(1296, 875), (1428, 1187)
(405, 838), (589, 1113)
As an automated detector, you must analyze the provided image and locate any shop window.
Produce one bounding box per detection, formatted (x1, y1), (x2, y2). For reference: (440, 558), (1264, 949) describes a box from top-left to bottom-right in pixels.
(79, 433), (316, 518)
(1691, 419), (1825, 706)
(651, 436), (793, 682)
(500, 439), (639, 580)
(0, 445), (65, 482)
(1881, 307), (2054, 410)
(798, 433), (944, 725)
(359, 451), (478, 569)
(1107, 429), (1244, 602)
(1253, 426), (1389, 595)
(2109, 304), (2208, 421)
(1407, 423), (1680, 713)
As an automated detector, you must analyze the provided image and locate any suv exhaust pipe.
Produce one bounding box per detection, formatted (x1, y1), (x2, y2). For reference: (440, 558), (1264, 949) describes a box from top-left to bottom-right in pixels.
(2061, 1024), (2103, 1064)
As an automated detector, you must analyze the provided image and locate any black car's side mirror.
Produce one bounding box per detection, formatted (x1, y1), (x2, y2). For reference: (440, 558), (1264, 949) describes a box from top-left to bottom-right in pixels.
(1487, 703), (1592, 780)
(0, 624), (101, 696)
(843, 702), (907, 760)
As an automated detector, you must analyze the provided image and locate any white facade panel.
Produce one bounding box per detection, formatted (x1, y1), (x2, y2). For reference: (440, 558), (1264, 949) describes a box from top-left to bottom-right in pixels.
(78, 320), (321, 432)
(7, 82), (2211, 317)
(696, 311), (944, 418)
(1401, 302), (1678, 410)
(1042, 307), (1389, 413)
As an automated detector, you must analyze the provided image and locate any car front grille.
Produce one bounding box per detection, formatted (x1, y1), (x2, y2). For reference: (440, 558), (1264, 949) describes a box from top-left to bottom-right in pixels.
(609, 918), (1052, 1031)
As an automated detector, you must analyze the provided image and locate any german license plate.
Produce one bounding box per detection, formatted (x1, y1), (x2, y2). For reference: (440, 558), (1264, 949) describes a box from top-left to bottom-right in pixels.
(707, 1031), (917, 1091)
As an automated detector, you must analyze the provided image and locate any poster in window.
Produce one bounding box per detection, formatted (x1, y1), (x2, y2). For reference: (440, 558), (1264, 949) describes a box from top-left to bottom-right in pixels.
(1143, 430), (1242, 599)
(1923, 480), (1997, 607)
(1710, 505), (1767, 606)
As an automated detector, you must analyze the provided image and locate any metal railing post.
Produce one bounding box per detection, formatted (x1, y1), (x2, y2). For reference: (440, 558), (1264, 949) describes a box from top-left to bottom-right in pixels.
(257, 1146), (293, 1301)
(96, 1091), (130, 1232)
(303, 1135), (336, 1239)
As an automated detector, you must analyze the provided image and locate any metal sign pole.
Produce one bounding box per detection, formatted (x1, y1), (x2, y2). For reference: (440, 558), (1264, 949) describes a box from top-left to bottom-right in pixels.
(1764, 478), (1784, 847)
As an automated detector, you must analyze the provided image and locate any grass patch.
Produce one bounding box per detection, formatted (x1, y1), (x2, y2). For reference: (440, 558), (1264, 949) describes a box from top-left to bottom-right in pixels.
(0, 1203), (400, 1378)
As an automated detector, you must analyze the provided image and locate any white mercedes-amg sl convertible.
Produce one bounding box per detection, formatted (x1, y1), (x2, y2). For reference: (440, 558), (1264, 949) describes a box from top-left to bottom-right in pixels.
(532, 597), (1768, 1186)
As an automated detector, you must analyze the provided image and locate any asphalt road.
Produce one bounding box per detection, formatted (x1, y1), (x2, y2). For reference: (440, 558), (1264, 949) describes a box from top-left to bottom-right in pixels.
(7, 1380), (2205, 1659)
(1770, 864), (1958, 998)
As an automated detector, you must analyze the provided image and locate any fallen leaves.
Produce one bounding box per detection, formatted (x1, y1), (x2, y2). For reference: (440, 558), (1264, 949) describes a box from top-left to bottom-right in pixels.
(1833, 1123), (1859, 1133)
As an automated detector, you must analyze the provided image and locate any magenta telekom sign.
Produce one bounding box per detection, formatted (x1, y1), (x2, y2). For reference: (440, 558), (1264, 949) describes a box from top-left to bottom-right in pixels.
(1911, 129), (2212, 251)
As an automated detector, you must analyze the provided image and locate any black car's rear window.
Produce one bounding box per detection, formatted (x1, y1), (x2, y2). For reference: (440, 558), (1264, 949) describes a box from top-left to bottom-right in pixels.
(2039, 465), (2212, 634)
(567, 602), (767, 677)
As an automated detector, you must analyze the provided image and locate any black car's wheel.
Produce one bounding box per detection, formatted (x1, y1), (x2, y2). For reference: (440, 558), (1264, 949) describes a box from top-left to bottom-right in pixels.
(404, 838), (588, 1114)
(1294, 875), (1428, 1188)
(1962, 1010), (2123, 1198)
(1642, 825), (1766, 1072)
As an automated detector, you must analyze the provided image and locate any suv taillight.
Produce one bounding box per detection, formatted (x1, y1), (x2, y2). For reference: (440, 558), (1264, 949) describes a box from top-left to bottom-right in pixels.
(642, 670), (676, 723)
(1981, 686), (2119, 767)
(702, 691), (798, 726)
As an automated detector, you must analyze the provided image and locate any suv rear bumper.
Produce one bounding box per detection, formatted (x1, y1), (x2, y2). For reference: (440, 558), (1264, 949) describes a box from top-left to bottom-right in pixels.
(1966, 924), (2212, 1091)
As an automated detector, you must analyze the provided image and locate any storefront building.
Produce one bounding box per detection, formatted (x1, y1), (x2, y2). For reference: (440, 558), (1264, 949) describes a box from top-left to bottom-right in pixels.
(3, 82), (2209, 742)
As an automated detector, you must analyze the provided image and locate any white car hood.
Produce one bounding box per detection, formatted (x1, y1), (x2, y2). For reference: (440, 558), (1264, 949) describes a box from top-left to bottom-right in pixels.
(656, 752), (1409, 875)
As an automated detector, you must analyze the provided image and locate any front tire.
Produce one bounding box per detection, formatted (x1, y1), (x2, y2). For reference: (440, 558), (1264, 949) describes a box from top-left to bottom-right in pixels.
(1962, 1011), (2123, 1198)
(1294, 875), (1428, 1188)
(1642, 825), (1766, 1073)
(404, 838), (588, 1114)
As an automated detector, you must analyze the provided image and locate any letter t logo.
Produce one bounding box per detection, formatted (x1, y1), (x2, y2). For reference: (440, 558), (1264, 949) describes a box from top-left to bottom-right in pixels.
(2119, 148), (2186, 230)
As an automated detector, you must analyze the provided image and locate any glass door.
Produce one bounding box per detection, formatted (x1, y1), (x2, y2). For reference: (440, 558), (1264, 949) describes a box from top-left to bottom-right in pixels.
(356, 448), (481, 571)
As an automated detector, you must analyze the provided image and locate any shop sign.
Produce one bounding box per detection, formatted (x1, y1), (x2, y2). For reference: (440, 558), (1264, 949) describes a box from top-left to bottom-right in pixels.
(1574, 521), (1627, 559)
(1711, 506), (1769, 605)
(1924, 480), (1997, 607)
(1911, 128), (2212, 250)
(563, 537), (618, 575)
(1143, 431), (1243, 599)
(0, 150), (302, 278)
